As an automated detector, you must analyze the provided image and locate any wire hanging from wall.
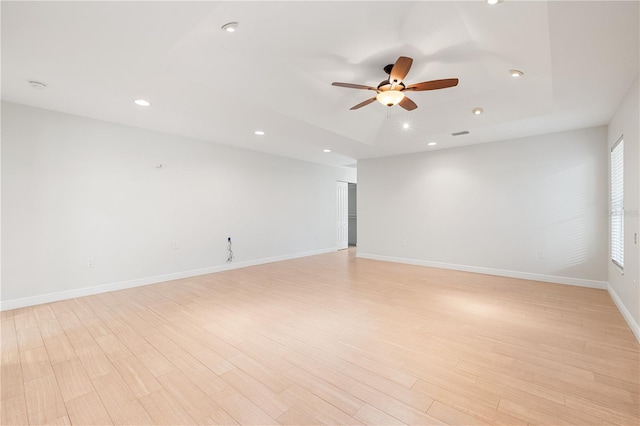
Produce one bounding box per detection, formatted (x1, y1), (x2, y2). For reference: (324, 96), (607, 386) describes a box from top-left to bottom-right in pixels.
(227, 237), (234, 262)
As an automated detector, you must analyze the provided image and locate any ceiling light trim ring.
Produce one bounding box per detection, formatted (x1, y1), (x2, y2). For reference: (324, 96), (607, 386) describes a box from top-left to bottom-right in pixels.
(28, 80), (47, 90)
(222, 22), (239, 32)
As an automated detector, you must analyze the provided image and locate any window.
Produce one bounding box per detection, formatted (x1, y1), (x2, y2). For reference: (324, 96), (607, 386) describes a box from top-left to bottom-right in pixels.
(610, 137), (624, 269)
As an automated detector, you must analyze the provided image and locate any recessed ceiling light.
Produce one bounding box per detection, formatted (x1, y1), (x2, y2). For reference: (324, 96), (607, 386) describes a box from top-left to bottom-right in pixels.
(472, 107), (484, 115)
(134, 99), (151, 107)
(427, 142), (437, 146)
(222, 22), (239, 32)
(27, 80), (47, 90)
(254, 130), (265, 135)
(486, 0), (503, 5)
(323, 149), (332, 153)
(509, 69), (524, 77)
(402, 122), (410, 130)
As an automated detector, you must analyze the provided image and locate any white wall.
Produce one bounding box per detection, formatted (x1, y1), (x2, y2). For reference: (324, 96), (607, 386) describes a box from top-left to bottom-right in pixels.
(1, 102), (356, 309)
(358, 126), (608, 288)
(607, 74), (639, 340)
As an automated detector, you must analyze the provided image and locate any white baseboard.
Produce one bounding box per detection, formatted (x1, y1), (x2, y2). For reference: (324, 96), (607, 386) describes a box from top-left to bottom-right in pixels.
(0, 247), (337, 311)
(607, 284), (640, 343)
(357, 253), (639, 343)
(356, 252), (608, 289)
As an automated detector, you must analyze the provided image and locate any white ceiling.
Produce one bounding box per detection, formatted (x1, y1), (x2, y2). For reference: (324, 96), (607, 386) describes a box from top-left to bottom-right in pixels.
(2, 1), (638, 167)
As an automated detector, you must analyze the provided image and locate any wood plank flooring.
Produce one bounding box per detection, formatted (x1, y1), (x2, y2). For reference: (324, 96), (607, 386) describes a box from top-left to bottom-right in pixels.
(1, 249), (638, 425)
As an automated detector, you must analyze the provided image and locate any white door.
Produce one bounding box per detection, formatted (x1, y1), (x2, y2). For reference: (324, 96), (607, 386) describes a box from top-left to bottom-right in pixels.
(337, 181), (348, 250)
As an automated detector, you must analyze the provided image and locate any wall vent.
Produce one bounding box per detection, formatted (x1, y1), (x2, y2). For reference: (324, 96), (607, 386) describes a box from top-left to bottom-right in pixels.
(451, 130), (470, 136)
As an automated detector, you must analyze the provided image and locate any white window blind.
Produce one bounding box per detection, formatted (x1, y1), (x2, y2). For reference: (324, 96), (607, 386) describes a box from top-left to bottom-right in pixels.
(611, 138), (624, 269)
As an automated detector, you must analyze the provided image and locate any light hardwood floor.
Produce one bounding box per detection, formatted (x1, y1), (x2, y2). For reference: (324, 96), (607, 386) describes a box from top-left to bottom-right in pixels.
(1, 249), (639, 425)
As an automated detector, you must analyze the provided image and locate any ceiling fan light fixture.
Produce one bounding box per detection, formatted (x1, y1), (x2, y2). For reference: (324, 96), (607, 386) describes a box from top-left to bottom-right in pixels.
(333, 56), (458, 111)
(376, 90), (405, 107)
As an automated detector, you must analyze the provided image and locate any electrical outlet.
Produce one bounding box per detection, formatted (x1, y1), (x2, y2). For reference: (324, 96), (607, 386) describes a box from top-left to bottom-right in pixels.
(402, 239), (407, 247)
(87, 257), (94, 268)
(537, 251), (545, 259)
(172, 242), (179, 250)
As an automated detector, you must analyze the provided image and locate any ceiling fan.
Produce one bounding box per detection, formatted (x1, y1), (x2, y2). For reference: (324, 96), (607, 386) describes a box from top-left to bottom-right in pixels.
(332, 56), (459, 111)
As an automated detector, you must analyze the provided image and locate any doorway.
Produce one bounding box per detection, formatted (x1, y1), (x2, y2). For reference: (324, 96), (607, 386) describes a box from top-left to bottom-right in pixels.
(348, 183), (357, 246)
(336, 181), (348, 250)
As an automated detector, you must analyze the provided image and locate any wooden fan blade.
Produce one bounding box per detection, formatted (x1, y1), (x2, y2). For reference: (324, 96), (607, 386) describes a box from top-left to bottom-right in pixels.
(332, 82), (377, 91)
(399, 96), (418, 111)
(390, 56), (413, 83)
(350, 97), (377, 110)
(406, 78), (459, 91)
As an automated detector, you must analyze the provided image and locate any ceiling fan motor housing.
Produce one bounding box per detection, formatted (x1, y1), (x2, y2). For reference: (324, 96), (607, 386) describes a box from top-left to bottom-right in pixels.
(377, 80), (405, 92)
